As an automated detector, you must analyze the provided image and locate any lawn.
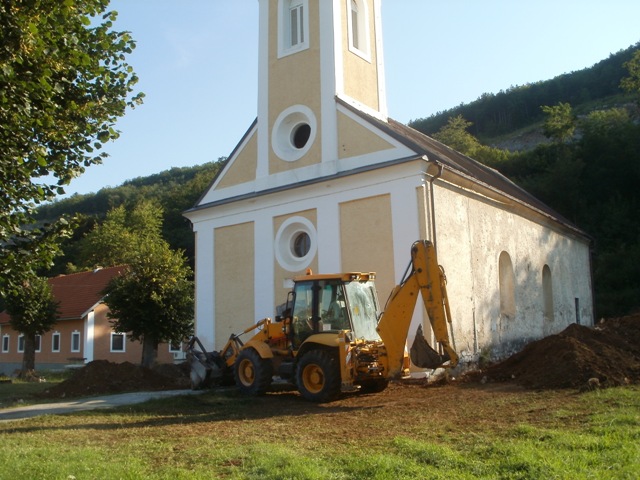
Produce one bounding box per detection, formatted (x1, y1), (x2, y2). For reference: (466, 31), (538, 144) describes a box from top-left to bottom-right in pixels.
(0, 381), (638, 479)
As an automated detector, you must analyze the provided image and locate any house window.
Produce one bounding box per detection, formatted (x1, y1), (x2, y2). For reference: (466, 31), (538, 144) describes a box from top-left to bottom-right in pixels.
(34, 334), (42, 353)
(498, 251), (516, 319)
(348, 0), (370, 60)
(52, 332), (61, 353)
(71, 331), (81, 353)
(111, 333), (126, 353)
(542, 265), (554, 323)
(169, 341), (182, 353)
(2, 335), (9, 353)
(278, 0), (309, 57)
(18, 334), (25, 353)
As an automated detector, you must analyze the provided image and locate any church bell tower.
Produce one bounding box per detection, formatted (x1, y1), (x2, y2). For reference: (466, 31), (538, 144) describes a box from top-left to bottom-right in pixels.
(256, 0), (387, 178)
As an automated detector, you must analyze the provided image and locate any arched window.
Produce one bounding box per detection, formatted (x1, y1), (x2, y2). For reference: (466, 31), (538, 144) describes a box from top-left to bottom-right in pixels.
(348, 0), (370, 59)
(498, 251), (516, 319)
(278, 0), (309, 57)
(542, 265), (554, 322)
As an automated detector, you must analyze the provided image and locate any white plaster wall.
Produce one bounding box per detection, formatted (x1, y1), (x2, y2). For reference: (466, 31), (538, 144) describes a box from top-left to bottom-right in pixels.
(432, 180), (593, 360)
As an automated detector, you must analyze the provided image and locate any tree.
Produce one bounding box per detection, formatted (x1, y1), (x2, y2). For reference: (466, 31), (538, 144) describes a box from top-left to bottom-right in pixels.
(77, 200), (163, 269)
(541, 102), (576, 143)
(432, 115), (481, 156)
(84, 201), (193, 367)
(4, 275), (60, 375)
(0, 0), (142, 283)
(102, 240), (194, 368)
(620, 48), (640, 101)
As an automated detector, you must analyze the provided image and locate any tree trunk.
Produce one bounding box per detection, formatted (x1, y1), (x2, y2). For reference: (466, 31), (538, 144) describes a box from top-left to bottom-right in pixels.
(21, 334), (36, 375)
(141, 335), (158, 369)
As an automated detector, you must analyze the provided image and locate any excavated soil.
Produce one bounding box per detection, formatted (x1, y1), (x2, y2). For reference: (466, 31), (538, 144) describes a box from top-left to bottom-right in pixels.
(38, 315), (639, 400)
(468, 314), (640, 390)
(38, 360), (190, 399)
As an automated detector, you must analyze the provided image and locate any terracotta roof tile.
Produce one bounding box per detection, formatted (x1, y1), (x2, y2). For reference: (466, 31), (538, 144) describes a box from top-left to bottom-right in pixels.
(0, 266), (127, 324)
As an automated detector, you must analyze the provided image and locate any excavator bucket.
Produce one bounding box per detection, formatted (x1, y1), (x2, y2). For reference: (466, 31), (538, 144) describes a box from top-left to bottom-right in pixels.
(186, 337), (231, 389)
(409, 324), (451, 369)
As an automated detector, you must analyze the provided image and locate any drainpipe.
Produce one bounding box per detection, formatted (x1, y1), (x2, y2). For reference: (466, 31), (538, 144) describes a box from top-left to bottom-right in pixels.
(427, 162), (443, 254)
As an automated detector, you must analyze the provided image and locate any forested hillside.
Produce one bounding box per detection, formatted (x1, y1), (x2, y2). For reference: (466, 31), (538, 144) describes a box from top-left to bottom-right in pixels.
(35, 160), (223, 275)
(410, 42), (640, 141)
(36, 43), (640, 317)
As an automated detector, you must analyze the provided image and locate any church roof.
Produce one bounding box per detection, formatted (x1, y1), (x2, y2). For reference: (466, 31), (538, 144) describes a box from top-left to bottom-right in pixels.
(337, 99), (587, 238)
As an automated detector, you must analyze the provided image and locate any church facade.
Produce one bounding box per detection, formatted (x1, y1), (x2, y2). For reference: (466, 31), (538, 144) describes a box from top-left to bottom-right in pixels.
(184, 0), (593, 365)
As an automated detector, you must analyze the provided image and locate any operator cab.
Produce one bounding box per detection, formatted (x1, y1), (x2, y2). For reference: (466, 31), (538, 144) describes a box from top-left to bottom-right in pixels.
(287, 273), (381, 347)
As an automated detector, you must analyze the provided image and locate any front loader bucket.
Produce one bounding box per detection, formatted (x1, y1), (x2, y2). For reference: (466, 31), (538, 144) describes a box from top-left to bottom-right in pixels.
(186, 337), (231, 389)
(410, 324), (451, 369)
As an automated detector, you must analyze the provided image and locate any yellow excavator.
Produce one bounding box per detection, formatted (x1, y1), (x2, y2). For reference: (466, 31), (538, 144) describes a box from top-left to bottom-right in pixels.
(187, 240), (458, 402)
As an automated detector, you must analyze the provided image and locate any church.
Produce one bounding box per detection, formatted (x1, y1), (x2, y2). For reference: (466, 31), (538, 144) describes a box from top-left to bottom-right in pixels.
(184, 0), (593, 366)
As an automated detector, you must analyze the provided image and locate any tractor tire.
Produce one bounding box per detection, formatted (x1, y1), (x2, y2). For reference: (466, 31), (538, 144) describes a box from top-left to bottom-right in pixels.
(359, 378), (389, 394)
(233, 348), (273, 395)
(296, 349), (341, 402)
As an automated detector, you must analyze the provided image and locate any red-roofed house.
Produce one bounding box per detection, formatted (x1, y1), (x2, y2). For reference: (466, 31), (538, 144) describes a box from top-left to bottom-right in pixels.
(0, 266), (181, 373)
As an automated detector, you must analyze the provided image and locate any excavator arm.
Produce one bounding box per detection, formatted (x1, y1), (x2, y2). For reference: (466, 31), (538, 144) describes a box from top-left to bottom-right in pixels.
(377, 240), (458, 377)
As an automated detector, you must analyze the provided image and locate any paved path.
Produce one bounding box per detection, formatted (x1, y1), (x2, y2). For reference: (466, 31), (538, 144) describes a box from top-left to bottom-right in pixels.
(0, 389), (203, 423)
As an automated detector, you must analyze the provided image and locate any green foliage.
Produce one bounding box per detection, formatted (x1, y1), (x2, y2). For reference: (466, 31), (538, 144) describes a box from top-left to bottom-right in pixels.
(77, 200), (163, 268)
(103, 240), (194, 367)
(94, 201), (194, 366)
(432, 115), (481, 155)
(541, 102), (576, 142)
(35, 161), (223, 275)
(620, 49), (640, 99)
(411, 43), (639, 138)
(3, 274), (60, 371)
(0, 0), (142, 281)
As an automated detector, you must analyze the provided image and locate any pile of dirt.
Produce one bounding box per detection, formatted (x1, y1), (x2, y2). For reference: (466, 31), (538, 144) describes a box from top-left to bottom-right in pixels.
(38, 360), (190, 399)
(474, 315), (640, 390)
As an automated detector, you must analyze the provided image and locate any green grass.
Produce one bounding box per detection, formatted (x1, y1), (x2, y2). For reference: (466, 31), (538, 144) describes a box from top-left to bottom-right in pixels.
(0, 370), (71, 408)
(0, 385), (638, 479)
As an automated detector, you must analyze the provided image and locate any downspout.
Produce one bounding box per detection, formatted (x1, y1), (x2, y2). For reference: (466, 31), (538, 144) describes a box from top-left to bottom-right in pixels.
(427, 162), (443, 254)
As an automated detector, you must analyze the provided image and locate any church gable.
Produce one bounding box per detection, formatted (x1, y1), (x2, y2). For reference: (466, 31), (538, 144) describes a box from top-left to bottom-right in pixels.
(337, 109), (395, 159)
(197, 120), (258, 206)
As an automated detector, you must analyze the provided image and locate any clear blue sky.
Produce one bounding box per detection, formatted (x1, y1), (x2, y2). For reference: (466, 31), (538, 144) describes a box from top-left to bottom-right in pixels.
(64, 0), (640, 197)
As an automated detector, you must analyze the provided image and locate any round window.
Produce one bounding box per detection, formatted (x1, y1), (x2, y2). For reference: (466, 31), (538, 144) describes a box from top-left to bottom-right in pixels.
(292, 232), (311, 258)
(292, 123), (311, 149)
(272, 105), (317, 162)
(275, 217), (317, 272)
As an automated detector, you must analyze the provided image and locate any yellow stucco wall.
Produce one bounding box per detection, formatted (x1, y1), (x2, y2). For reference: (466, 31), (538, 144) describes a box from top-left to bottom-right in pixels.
(337, 110), (394, 159)
(215, 222), (255, 349)
(216, 131), (258, 188)
(339, 194), (395, 300)
(341, 0), (380, 112)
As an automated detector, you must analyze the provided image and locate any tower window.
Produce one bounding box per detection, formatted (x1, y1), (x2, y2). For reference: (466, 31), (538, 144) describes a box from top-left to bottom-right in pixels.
(290, 3), (304, 47)
(348, 0), (370, 60)
(279, 0), (309, 57)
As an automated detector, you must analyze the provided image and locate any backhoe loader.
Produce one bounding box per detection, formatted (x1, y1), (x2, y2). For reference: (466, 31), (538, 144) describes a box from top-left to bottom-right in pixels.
(187, 240), (458, 402)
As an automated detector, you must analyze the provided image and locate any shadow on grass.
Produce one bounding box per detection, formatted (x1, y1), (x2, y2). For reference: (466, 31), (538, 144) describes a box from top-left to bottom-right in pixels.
(1, 386), (384, 434)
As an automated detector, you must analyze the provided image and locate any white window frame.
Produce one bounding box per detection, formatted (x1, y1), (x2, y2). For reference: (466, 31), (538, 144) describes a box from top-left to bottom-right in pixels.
(278, 0), (309, 58)
(52, 332), (61, 353)
(347, 0), (371, 61)
(17, 334), (25, 353)
(2, 334), (9, 353)
(169, 341), (182, 353)
(110, 332), (126, 353)
(34, 334), (42, 353)
(71, 331), (81, 353)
